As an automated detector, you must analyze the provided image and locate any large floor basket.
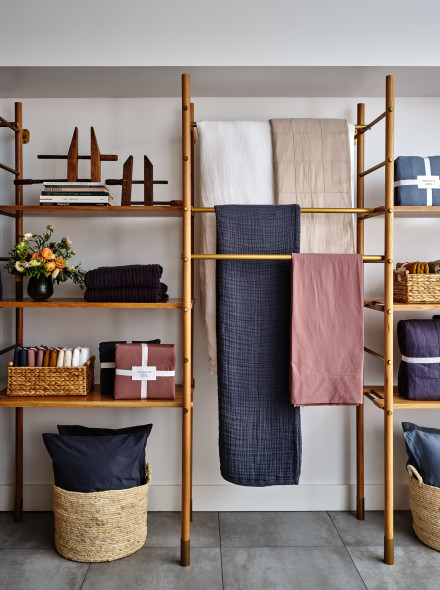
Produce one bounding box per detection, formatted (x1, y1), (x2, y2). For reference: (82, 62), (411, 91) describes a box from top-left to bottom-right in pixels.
(54, 464), (151, 562)
(408, 464), (440, 551)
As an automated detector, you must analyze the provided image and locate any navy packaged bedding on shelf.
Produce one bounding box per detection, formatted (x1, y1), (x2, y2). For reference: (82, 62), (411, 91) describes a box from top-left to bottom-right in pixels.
(99, 340), (160, 395)
(397, 319), (440, 400)
(394, 156), (440, 206)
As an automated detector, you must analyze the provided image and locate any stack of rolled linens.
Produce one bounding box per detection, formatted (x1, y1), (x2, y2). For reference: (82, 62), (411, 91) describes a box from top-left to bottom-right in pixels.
(13, 346), (90, 367)
(396, 261), (440, 274)
(84, 265), (168, 303)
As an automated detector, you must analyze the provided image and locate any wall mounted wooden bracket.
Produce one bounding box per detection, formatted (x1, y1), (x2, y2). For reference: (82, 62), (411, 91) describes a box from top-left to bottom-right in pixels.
(106, 155), (170, 206)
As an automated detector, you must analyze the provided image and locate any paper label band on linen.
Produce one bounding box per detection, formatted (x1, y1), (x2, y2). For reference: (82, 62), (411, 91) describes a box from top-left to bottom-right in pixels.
(402, 355), (440, 364)
(132, 366), (157, 381)
(417, 175), (440, 189)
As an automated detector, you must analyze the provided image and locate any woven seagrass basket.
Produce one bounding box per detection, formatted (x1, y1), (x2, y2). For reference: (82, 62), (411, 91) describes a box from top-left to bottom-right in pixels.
(6, 356), (95, 396)
(407, 464), (440, 551)
(394, 269), (440, 304)
(54, 464), (151, 562)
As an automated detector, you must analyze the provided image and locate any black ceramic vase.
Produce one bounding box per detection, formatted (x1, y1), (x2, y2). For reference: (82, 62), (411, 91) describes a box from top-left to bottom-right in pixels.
(27, 275), (54, 301)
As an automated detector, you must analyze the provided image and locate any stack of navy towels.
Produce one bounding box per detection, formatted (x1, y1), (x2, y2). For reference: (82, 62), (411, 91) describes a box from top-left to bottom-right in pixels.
(84, 264), (168, 303)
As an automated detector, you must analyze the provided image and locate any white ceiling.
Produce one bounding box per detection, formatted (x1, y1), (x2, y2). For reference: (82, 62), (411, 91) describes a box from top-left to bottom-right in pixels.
(1, 67), (440, 98)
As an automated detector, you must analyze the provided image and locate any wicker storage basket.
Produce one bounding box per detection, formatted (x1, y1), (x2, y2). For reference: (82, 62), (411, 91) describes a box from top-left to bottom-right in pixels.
(407, 464), (440, 551)
(394, 269), (440, 304)
(6, 356), (95, 396)
(54, 464), (151, 562)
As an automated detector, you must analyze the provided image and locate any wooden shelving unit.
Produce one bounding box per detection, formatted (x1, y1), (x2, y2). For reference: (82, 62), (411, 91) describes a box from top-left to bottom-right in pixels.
(0, 95), (195, 566)
(364, 386), (440, 410)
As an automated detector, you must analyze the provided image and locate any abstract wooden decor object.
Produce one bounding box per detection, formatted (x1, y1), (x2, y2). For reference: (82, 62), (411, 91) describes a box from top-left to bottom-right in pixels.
(106, 155), (170, 206)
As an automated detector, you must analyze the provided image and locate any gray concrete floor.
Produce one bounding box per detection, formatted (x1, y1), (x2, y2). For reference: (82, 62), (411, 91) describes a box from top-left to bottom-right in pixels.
(0, 510), (438, 589)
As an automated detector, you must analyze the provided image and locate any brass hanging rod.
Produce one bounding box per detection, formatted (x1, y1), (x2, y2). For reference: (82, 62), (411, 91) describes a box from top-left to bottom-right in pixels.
(192, 207), (375, 214)
(191, 254), (384, 262)
(357, 111), (387, 134)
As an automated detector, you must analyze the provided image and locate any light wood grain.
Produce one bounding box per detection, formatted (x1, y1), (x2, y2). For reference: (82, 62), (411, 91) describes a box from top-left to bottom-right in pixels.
(0, 298), (193, 309)
(365, 300), (440, 312)
(0, 385), (190, 408)
(67, 127), (78, 182)
(364, 386), (440, 410)
(0, 205), (182, 217)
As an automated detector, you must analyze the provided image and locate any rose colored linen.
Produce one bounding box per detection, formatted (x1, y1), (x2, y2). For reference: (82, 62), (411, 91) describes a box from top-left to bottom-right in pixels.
(290, 253), (364, 406)
(114, 343), (175, 400)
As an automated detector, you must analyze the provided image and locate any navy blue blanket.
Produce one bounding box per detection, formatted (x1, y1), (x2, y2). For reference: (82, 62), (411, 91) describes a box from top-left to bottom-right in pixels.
(394, 156), (440, 206)
(216, 204), (302, 486)
(398, 319), (440, 400)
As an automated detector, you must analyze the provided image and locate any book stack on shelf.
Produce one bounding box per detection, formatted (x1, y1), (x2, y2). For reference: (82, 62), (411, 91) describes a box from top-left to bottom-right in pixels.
(40, 182), (114, 206)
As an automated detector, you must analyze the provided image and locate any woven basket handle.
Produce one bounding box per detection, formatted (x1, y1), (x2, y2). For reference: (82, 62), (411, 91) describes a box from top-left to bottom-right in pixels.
(407, 464), (423, 486)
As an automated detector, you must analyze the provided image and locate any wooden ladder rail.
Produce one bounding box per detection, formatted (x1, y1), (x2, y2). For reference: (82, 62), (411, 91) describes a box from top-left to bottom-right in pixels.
(0, 104), (24, 523)
(181, 74), (192, 567)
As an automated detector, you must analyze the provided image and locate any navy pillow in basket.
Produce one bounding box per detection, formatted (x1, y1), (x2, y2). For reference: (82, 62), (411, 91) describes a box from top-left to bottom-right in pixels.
(99, 340), (160, 395)
(57, 423), (152, 484)
(43, 430), (151, 493)
(402, 422), (440, 487)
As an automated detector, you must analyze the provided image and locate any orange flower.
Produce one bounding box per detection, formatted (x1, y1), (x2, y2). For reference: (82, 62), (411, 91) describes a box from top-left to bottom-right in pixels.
(41, 248), (53, 260)
(45, 261), (56, 272)
(54, 256), (65, 269)
(31, 252), (43, 262)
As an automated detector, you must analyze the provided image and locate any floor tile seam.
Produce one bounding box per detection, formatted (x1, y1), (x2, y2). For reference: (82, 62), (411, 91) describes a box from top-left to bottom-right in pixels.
(326, 512), (368, 590)
(79, 563), (91, 590)
(218, 512), (225, 590)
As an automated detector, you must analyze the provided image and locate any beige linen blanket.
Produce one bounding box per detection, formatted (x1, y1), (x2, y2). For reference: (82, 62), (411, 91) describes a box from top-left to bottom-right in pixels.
(270, 119), (355, 253)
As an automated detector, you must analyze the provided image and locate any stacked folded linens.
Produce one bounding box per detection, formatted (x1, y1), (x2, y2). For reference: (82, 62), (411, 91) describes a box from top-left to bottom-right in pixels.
(398, 319), (440, 400)
(394, 156), (440, 206)
(84, 265), (168, 303)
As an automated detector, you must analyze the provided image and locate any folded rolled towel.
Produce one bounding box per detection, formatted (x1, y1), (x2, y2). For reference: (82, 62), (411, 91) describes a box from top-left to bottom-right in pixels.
(50, 348), (60, 367)
(43, 348), (51, 367)
(20, 348), (28, 367)
(396, 262), (429, 274)
(36, 347), (46, 367)
(56, 348), (66, 367)
(72, 347), (81, 367)
(428, 260), (440, 273)
(27, 347), (37, 367)
(63, 348), (73, 367)
(84, 264), (163, 290)
(84, 284), (169, 303)
(13, 347), (22, 367)
(79, 347), (90, 366)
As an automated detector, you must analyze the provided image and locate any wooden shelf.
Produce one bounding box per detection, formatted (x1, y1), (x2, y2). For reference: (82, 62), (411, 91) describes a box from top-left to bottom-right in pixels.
(364, 385), (440, 409)
(0, 298), (193, 309)
(364, 300), (440, 312)
(0, 205), (182, 217)
(0, 384), (191, 408)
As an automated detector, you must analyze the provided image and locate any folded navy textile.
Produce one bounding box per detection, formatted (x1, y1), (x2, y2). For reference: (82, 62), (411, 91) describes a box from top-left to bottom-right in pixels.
(84, 264), (163, 290)
(84, 284), (168, 303)
(397, 319), (440, 400)
(13, 347), (22, 367)
(19, 347), (28, 367)
(394, 156), (440, 205)
(99, 339), (161, 395)
(215, 204), (302, 486)
(402, 422), (440, 487)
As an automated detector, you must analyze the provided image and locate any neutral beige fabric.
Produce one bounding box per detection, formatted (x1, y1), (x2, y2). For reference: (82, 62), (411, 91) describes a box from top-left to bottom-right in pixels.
(270, 118), (355, 253)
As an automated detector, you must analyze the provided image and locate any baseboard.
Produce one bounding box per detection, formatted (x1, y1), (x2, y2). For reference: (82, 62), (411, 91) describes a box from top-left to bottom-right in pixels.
(0, 483), (410, 512)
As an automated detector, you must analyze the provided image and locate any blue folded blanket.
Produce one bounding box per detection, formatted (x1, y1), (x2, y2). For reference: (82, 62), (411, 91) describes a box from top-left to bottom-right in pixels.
(397, 319), (440, 400)
(394, 156), (440, 206)
(215, 204), (302, 486)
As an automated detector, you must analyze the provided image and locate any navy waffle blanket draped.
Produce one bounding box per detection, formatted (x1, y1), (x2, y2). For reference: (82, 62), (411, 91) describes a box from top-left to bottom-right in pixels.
(215, 204), (302, 486)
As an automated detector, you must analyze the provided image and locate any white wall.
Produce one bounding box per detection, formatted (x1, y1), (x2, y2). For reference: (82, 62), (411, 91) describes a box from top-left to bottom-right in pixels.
(2, 0), (440, 67)
(1, 95), (440, 511)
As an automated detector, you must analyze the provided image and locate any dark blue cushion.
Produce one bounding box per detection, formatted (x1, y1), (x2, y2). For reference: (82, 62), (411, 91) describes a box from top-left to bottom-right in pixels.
(43, 430), (151, 492)
(402, 422), (440, 486)
(57, 423), (152, 484)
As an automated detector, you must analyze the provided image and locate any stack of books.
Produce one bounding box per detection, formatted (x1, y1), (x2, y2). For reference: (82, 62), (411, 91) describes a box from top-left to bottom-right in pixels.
(40, 182), (114, 206)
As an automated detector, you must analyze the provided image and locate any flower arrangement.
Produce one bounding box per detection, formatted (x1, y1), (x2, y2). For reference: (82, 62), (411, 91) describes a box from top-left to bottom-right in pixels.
(4, 225), (85, 288)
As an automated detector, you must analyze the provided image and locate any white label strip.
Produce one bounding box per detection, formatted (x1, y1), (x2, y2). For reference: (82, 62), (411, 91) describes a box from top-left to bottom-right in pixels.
(424, 157), (433, 206)
(402, 355), (440, 364)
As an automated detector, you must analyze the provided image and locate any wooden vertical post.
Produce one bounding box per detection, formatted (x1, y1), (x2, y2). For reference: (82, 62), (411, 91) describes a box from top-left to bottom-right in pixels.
(384, 75), (395, 566)
(143, 156), (154, 206)
(181, 73), (192, 567)
(356, 103), (365, 521)
(90, 127), (101, 182)
(121, 156), (134, 206)
(190, 102), (195, 522)
(14, 102), (24, 523)
(67, 127), (78, 182)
